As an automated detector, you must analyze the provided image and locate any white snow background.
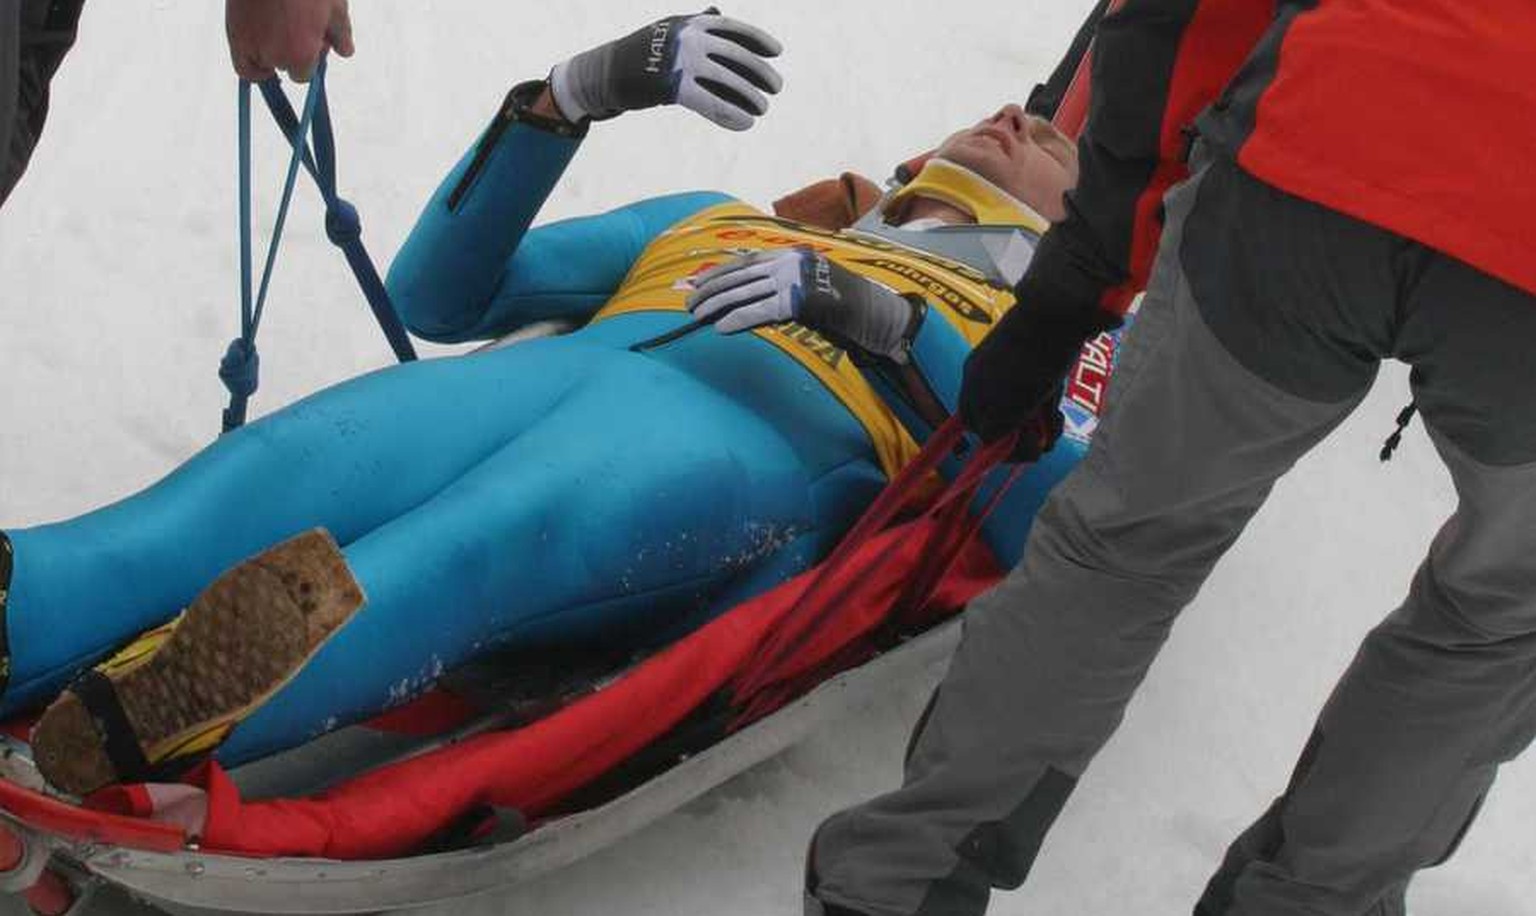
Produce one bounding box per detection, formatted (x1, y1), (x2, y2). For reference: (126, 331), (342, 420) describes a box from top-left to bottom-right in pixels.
(1, 2), (1532, 914)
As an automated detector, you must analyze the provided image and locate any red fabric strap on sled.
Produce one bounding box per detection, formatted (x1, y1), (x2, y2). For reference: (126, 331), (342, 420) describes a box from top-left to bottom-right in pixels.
(732, 421), (1022, 723)
(85, 420), (1018, 860)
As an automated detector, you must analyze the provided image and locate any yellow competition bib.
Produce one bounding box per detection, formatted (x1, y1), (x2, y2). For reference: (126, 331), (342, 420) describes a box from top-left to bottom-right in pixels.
(593, 202), (1018, 478)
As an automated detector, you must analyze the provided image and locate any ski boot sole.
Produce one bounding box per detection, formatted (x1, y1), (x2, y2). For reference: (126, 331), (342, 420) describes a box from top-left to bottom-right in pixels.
(31, 529), (365, 796)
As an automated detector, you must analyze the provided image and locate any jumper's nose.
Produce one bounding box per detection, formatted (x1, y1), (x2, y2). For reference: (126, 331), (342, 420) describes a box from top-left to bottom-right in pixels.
(989, 103), (1029, 136)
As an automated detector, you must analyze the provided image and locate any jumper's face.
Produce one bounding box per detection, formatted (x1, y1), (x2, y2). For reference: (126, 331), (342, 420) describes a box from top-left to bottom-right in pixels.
(935, 105), (1078, 221)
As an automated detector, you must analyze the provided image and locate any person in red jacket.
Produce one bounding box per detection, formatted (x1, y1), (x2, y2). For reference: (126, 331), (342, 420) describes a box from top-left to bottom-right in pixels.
(808, 2), (1536, 915)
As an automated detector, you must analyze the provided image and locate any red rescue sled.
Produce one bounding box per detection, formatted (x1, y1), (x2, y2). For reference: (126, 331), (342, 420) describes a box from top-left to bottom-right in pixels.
(0, 418), (1015, 914)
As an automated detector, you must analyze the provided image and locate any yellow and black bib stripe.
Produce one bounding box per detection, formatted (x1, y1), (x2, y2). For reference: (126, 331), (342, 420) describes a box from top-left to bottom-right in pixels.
(593, 202), (1020, 478)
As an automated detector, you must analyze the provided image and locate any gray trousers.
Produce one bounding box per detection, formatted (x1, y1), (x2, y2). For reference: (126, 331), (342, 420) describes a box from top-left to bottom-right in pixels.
(809, 148), (1536, 916)
(0, 0), (83, 207)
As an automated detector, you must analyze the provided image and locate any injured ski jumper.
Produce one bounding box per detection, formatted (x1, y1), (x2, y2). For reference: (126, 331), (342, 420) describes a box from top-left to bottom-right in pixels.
(808, 2), (1536, 916)
(0, 12), (1117, 802)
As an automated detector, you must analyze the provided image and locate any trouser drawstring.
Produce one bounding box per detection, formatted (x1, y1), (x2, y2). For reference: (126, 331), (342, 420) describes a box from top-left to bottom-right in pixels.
(1380, 400), (1418, 462)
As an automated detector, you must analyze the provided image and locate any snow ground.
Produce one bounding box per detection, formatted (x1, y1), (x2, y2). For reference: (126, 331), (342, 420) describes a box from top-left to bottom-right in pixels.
(0, 2), (1532, 914)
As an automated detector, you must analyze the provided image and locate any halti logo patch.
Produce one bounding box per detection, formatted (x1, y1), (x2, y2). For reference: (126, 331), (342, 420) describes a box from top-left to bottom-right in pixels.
(1062, 331), (1118, 444)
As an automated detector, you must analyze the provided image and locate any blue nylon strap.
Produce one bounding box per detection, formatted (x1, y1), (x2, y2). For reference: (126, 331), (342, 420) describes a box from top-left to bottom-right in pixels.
(222, 69), (322, 433)
(253, 64), (419, 365)
(222, 57), (418, 434)
(222, 87), (256, 433)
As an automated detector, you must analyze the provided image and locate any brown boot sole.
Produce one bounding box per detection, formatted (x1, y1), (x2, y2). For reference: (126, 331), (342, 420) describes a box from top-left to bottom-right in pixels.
(31, 529), (365, 796)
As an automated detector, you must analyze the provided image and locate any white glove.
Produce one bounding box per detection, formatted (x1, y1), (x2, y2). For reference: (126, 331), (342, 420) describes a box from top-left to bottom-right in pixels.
(550, 10), (784, 131)
(687, 248), (924, 362)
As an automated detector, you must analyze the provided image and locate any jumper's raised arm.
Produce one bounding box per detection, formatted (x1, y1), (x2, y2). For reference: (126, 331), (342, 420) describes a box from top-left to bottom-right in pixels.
(385, 12), (783, 344)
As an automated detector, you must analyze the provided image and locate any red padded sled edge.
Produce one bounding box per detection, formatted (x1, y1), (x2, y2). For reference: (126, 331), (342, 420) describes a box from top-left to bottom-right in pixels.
(0, 777), (186, 854)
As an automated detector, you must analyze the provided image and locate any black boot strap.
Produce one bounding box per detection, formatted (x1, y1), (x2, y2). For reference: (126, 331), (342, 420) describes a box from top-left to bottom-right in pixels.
(68, 669), (152, 786)
(1379, 400), (1419, 462)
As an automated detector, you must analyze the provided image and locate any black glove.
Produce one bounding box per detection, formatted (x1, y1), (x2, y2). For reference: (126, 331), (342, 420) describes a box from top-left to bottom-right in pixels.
(686, 247), (925, 363)
(960, 268), (1119, 462)
(549, 10), (784, 131)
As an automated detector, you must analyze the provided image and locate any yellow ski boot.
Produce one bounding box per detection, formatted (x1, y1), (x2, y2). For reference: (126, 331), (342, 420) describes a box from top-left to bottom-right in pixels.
(31, 529), (365, 796)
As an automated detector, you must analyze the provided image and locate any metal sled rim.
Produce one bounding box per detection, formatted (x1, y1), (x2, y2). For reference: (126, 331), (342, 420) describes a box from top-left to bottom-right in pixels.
(16, 620), (959, 915)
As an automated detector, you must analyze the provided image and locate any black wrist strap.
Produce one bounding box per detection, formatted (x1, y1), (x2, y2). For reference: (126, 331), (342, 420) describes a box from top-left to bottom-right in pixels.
(846, 295), (953, 434)
(891, 360), (953, 433)
(898, 293), (929, 352)
(503, 79), (589, 139)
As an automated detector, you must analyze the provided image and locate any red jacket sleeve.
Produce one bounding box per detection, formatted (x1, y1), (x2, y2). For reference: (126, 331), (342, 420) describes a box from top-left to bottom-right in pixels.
(1030, 0), (1278, 316)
